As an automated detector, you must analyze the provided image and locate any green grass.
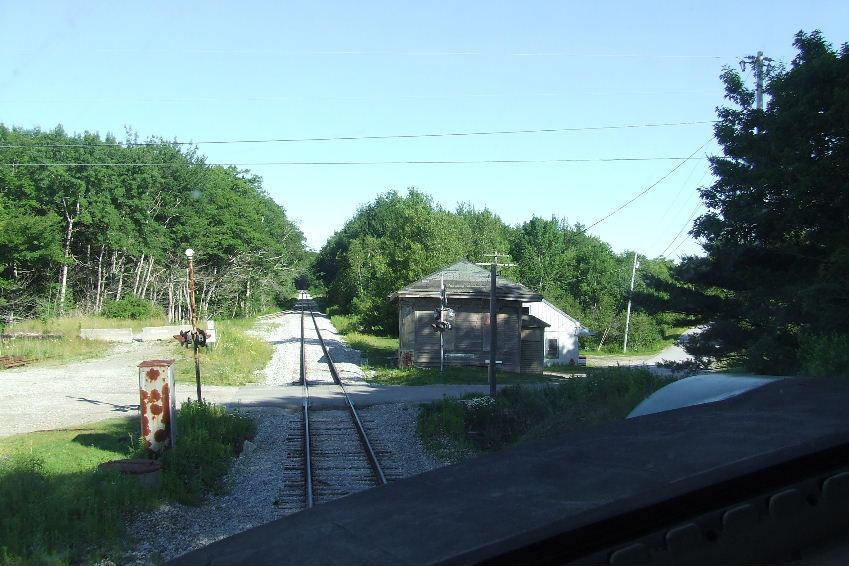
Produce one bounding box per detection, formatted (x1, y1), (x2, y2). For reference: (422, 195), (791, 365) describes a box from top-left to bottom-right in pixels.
(2, 315), (274, 386)
(4, 314), (170, 335)
(0, 315), (172, 368)
(1, 316), (118, 365)
(589, 326), (691, 357)
(343, 332), (399, 368)
(159, 401), (257, 505)
(171, 318), (274, 386)
(417, 367), (672, 462)
(330, 314), (399, 367)
(0, 417), (150, 565)
(369, 366), (554, 386)
(0, 403), (255, 565)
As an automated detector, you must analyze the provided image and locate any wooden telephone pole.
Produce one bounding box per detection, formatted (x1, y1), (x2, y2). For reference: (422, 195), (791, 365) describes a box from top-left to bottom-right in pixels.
(477, 253), (516, 397)
(740, 51), (773, 111)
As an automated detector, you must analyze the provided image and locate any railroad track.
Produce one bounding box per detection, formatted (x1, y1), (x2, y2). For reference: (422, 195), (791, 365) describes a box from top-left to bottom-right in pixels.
(275, 291), (388, 513)
(0, 355), (37, 369)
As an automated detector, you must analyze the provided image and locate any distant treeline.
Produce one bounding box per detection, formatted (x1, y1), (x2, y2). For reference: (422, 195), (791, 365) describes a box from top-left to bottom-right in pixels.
(314, 189), (680, 351)
(0, 125), (307, 323)
(1, 126), (677, 352)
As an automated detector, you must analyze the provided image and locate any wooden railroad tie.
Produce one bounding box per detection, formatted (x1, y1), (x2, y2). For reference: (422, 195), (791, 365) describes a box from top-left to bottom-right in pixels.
(0, 355), (37, 369)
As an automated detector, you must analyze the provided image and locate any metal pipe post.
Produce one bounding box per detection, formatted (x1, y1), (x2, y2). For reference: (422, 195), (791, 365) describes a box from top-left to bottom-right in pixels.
(623, 251), (638, 353)
(185, 248), (202, 402)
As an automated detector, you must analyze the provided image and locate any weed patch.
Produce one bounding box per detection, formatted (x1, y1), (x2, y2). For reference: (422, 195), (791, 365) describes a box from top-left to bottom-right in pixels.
(373, 365), (552, 386)
(0, 419), (149, 565)
(160, 401), (257, 505)
(417, 367), (672, 462)
(0, 315), (174, 368)
(172, 318), (273, 386)
(0, 402), (256, 565)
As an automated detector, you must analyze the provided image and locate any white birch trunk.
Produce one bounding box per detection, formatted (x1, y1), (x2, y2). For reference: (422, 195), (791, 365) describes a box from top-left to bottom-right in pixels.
(58, 198), (80, 314)
(131, 253), (145, 297)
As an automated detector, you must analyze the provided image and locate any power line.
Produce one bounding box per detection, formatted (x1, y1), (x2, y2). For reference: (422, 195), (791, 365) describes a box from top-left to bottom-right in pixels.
(657, 202), (704, 258)
(650, 167), (710, 253)
(654, 162), (704, 225)
(1, 47), (738, 58)
(667, 228), (701, 258)
(1, 91), (719, 104)
(3, 156), (711, 167)
(584, 139), (711, 231)
(0, 120), (718, 149)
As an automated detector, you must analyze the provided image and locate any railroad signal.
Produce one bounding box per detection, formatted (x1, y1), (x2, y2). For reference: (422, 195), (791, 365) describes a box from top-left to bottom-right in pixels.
(432, 308), (455, 331)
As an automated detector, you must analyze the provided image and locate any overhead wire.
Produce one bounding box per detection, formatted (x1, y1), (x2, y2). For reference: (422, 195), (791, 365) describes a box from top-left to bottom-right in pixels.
(0, 120), (717, 149)
(667, 224), (703, 258)
(2, 91), (720, 104)
(650, 166), (711, 254)
(654, 161), (703, 226)
(1, 47), (737, 58)
(584, 139), (711, 232)
(1, 120), (716, 252)
(658, 202), (705, 258)
(3, 156), (711, 167)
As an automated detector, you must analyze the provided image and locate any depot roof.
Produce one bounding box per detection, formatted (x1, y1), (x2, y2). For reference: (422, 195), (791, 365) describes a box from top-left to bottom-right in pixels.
(389, 259), (543, 302)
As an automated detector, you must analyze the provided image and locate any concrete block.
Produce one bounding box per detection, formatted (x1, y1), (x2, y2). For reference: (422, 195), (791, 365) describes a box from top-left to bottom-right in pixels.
(140, 324), (216, 343)
(80, 328), (134, 343)
(141, 325), (192, 342)
(204, 321), (217, 344)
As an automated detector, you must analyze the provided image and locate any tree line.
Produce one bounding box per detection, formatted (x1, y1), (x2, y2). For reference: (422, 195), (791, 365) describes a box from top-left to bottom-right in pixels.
(0, 126), (307, 324)
(313, 188), (678, 351)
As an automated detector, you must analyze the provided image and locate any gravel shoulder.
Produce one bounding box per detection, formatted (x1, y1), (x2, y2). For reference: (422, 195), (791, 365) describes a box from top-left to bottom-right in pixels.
(125, 312), (444, 564)
(124, 402), (441, 564)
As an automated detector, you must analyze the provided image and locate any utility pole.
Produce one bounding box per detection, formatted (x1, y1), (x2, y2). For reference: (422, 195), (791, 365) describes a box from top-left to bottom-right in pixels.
(623, 251), (639, 353)
(740, 51), (773, 110)
(477, 253), (516, 397)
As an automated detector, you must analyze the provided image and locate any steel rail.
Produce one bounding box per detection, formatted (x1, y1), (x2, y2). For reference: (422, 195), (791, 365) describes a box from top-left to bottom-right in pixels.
(308, 309), (388, 487)
(299, 301), (314, 509)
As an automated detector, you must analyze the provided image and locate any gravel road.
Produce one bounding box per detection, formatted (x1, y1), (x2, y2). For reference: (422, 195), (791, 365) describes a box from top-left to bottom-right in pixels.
(583, 328), (700, 375)
(0, 340), (175, 438)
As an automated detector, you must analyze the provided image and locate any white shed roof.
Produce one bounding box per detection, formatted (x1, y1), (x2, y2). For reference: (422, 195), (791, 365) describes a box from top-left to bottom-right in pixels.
(524, 299), (595, 335)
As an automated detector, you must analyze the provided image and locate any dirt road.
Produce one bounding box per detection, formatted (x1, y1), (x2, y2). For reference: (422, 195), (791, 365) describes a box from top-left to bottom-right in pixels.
(584, 330), (698, 373)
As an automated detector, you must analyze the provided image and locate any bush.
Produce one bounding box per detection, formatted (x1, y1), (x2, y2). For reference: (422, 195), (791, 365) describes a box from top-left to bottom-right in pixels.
(101, 295), (162, 319)
(798, 333), (849, 378)
(158, 401), (257, 506)
(416, 397), (471, 462)
(0, 453), (148, 565)
(417, 368), (671, 460)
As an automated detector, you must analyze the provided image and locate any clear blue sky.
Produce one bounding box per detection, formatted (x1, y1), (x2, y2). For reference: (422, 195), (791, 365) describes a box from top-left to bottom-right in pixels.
(2, 1), (847, 259)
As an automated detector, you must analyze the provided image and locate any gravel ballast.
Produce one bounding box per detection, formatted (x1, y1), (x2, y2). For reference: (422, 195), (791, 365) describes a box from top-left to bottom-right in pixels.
(124, 312), (443, 564)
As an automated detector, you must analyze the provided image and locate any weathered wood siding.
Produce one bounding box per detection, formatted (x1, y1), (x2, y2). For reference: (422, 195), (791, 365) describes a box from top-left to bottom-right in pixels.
(397, 298), (523, 372)
(520, 327), (545, 374)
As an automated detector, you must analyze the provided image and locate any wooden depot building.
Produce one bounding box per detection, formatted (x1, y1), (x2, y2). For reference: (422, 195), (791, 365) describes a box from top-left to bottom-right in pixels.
(389, 260), (547, 373)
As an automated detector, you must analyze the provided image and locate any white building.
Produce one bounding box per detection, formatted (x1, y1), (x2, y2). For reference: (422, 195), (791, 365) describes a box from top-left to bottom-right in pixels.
(523, 299), (594, 366)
